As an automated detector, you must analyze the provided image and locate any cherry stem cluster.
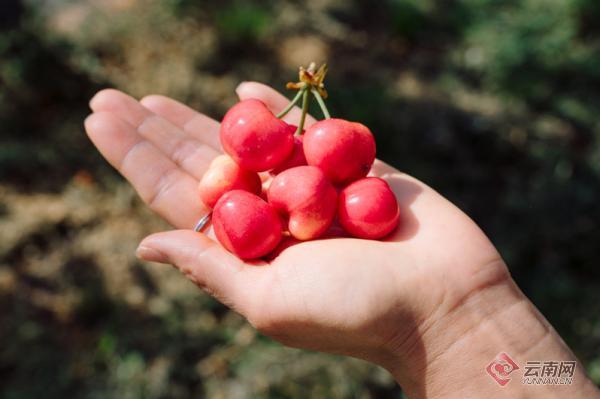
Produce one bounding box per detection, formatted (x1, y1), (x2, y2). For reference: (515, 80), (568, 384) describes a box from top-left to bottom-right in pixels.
(276, 63), (331, 135)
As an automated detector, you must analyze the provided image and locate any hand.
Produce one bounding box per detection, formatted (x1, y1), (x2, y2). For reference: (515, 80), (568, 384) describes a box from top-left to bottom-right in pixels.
(84, 83), (599, 398)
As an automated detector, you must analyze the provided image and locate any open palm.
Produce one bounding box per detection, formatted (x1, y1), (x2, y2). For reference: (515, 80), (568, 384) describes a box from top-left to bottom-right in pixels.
(85, 82), (507, 371)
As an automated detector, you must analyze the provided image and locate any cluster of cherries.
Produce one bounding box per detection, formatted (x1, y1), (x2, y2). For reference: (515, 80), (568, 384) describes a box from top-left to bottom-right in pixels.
(197, 64), (400, 259)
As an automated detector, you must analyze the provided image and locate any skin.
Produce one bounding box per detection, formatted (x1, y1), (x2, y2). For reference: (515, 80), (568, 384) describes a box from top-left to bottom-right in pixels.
(338, 177), (400, 239)
(198, 154), (262, 208)
(84, 83), (600, 399)
(303, 118), (376, 185)
(212, 190), (282, 260)
(220, 99), (295, 172)
(268, 165), (337, 240)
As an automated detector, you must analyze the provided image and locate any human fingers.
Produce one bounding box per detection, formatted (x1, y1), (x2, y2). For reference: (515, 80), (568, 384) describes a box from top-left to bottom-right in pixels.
(84, 111), (205, 228)
(139, 94), (222, 151)
(90, 89), (219, 180)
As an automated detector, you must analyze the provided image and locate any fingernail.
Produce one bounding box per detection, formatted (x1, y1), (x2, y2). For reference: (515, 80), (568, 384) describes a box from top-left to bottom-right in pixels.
(235, 81), (249, 94)
(136, 245), (168, 263)
(89, 92), (101, 110)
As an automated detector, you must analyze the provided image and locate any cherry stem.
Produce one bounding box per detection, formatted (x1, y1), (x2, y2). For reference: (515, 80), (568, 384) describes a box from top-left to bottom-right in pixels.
(296, 88), (310, 135)
(276, 86), (305, 119)
(311, 88), (331, 119)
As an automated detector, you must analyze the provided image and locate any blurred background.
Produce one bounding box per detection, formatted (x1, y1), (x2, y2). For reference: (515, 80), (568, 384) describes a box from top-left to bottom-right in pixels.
(1, 0), (599, 397)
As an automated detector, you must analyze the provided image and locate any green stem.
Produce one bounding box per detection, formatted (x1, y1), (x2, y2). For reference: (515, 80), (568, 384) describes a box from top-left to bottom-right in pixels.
(276, 88), (305, 119)
(295, 88), (310, 135)
(311, 88), (331, 119)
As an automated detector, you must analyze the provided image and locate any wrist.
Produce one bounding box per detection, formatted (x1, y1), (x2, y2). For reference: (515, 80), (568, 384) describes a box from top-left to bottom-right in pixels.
(379, 265), (599, 398)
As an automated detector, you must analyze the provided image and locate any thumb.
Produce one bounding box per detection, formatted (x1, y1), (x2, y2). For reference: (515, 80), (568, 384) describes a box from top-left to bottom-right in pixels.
(136, 230), (261, 314)
(235, 81), (317, 127)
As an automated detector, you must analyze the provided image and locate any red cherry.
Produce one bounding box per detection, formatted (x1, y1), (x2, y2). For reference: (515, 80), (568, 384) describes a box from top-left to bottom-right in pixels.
(303, 118), (376, 185)
(220, 99), (295, 172)
(267, 166), (337, 240)
(212, 190), (283, 259)
(270, 135), (307, 176)
(338, 177), (400, 239)
(198, 155), (262, 208)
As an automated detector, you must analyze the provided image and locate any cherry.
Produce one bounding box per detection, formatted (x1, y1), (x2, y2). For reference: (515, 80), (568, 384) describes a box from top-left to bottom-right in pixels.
(303, 118), (376, 185)
(198, 155), (262, 208)
(338, 177), (400, 239)
(270, 135), (307, 176)
(212, 190), (283, 259)
(220, 99), (295, 172)
(267, 166), (337, 240)
(196, 64), (399, 254)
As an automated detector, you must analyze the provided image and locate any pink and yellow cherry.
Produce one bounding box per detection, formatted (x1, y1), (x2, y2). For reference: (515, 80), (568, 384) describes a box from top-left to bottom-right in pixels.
(303, 118), (376, 185)
(212, 190), (283, 260)
(198, 155), (262, 208)
(270, 135), (307, 176)
(220, 99), (295, 172)
(338, 177), (400, 239)
(267, 166), (337, 240)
